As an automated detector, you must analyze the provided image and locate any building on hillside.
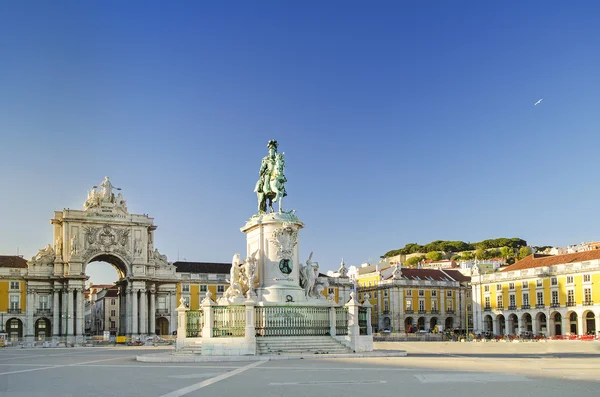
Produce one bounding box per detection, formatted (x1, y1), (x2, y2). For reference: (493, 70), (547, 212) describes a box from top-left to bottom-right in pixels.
(471, 251), (600, 337)
(419, 259), (457, 269)
(356, 265), (471, 334)
(459, 258), (506, 271)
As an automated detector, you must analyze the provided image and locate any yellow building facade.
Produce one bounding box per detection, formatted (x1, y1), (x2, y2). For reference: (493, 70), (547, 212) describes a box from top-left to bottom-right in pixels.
(471, 251), (600, 336)
(356, 264), (471, 333)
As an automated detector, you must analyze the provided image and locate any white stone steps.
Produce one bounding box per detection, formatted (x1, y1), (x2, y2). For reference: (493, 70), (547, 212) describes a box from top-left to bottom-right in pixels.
(256, 336), (351, 355)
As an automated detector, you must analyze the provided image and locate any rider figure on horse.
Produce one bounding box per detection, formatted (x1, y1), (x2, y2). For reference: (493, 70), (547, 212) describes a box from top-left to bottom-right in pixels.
(254, 139), (287, 213)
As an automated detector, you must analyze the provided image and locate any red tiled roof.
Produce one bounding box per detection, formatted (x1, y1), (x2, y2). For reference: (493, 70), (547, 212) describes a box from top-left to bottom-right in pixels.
(501, 250), (600, 272)
(385, 268), (457, 282)
(442, 269), (471, 282)
(0, 256), (28, 268)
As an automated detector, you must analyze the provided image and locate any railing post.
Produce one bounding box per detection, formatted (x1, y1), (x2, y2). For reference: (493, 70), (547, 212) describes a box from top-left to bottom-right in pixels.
(176, 297), (189, 350)
(362, 298), (373, 336)
(346, 292), (360, 338)
(329, 303), (336, 337)
(244, 294), (257, 354)
(201, 291), (215, 340)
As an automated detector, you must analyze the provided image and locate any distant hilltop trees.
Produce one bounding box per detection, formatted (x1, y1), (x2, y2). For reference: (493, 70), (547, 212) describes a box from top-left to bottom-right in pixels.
(381, 238), (528, 258)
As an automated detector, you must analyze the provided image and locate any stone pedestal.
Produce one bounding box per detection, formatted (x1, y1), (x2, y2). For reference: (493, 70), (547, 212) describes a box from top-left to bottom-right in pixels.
(241, 212), (306, 304)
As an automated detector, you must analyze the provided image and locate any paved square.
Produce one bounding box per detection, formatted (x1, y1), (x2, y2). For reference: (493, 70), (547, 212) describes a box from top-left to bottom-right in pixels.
(0, 342), (598, 397)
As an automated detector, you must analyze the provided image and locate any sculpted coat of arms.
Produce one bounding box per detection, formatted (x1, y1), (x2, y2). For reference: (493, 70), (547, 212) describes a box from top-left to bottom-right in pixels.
(82, 224), (131, 263)
(271, 223), (298, 275)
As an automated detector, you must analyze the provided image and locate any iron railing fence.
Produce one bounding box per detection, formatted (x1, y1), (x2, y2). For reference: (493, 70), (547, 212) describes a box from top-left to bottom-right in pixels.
(213, 306), (245, 337)
(255, 306), (330, 337)
(186, 310), (204, 337)
(358, 307), (368, 335)
(335, 306), (348, 335)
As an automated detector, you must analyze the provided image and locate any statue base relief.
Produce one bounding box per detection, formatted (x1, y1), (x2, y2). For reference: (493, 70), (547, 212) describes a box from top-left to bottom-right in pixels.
(241, 211), (307, 304)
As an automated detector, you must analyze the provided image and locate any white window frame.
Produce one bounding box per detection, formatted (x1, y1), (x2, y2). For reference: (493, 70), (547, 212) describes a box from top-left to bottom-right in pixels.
(182, 284), (190, 293)
(566, 276), (574, 284)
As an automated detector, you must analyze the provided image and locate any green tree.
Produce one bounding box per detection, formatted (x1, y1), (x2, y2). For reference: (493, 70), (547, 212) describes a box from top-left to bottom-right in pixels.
(426, 251), (443, 261)
(451, 254), (461, 262)
(499, 246), (514, 259)
(461, 251), (475, 261)
(404, 256), (421, 267)
(474, 248), (487, 260)
(518, 246), (533, 260)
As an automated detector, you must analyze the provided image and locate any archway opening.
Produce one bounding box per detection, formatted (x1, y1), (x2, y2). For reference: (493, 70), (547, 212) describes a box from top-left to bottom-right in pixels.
(445, 317), (453, 330)
(156, 317), (169, 336)
(6, 318), (23, 342)
(584, 311), (595, 335)
(484, 315), (493, 332)
(521, 313), (532, 333)
(417, 317), (425, 331)
(536, 313), (547, 335)
(552, 312), (562, 335)
(84, 255), (128, 338)
(405, 317), (414, 333)
(569, 312), (578, 334)
(430, 317), (438, 332)
(35, 318), (51, 341)
(508, 313), (518, 335)
(497, 314), (505, 335)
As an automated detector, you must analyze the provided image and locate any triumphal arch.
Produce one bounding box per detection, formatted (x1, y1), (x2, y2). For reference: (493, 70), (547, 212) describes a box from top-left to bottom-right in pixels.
(25, 177), (178, 342)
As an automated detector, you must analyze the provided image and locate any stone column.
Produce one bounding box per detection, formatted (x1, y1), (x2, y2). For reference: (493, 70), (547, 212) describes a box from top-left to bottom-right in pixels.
(126, 288), (133, 336)
(492, 317), (498, 336)
(139, 288), (147, 335)
(169, 291), (177, 334)
(577, 313), (584, 336)
(346, 292), (360, 338)
(26, 288), (34, 340)
(132, 289), (139, 336)
(329, 305), (337, 337)
(61, 288), (68, 336)
(67, 289), (74, 337)
(562, 316), (570, 336)
(176, 298), (188, 350)
(506, 317), (513, 335)
(244, 296), (257, 355)
(201, 292), (215, 344)
(53, 288), (60, 338)
(531, 316), (538, 335)
(149, 289), (156, 335)
(76, 289), (84, 338)
(363, 299), (373, 335)
(595, 314), (600, 339)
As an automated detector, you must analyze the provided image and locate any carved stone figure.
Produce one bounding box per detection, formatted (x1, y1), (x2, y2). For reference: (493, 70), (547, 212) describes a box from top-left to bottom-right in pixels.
(55, 236), (63, 257)
(30, 244), (55, 266)
(70, 234), (79, 255)
(93, 176), (121, 203)
(219, 254), (244, 304)
(299, 252), (319, 298)
(254, 140), (287, 213)
(133, 238), (143, 257)
(153, 249), (168, 267)
(242, 249), (258, 296)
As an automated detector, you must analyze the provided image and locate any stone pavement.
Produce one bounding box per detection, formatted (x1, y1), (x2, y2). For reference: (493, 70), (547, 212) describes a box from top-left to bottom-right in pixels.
(0, 342), (597, 397)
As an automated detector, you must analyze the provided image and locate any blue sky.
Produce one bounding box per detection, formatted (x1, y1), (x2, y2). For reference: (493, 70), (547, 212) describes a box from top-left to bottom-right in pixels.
(1, 1), (599, 284)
